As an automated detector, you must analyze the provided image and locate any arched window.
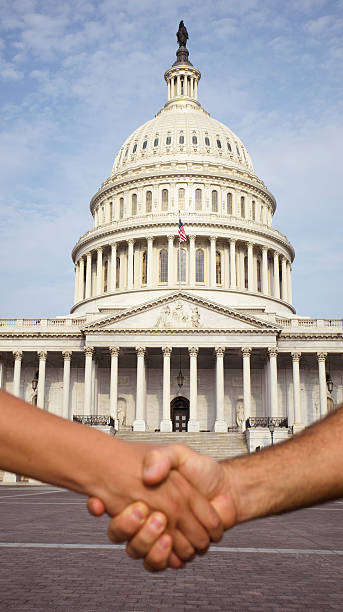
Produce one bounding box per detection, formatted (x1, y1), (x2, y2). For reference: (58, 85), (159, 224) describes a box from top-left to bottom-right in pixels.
(103, 259), (108, 293)
(146, 191), (152, 213)
(166, 136), (171, 145)
(179, 134), (184, 144)
(192, 135), (198, 145)
(257, 259), (262, 292)
(159, 249), (168, 283)
(244, 256), (248, 289)
(119, 197), (124, 219)
(116, 256), (120, 288)
(212, 190), (218, 213)
(124, 147), (129, 158)
(131, 194), (137, 216)
(162, 189), (168, 211)
(177, 248), (186, 283)
(216, 139), (222, 149)
(216, 251), (222, 284)
(236, 145), (241, 156)
(142, 140), (147, 149)
(252, 200), (256, 221)
(178, 188), (185, 210)
(227, 141), (232, 152)
(110, 202), (113, 219)
(227, 192), (232, 215)
(241, 196), (245, 218)
(133, 143), (137, 153)
(142, 251), (147, 285)
(196, 249), (204, 283)
(205, 136), (210, 146)
(195, 188), (202, 211)
(154, 137), (159, 147)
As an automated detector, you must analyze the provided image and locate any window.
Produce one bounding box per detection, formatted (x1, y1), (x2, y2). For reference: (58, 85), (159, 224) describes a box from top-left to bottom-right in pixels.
(177, 248), (186, 283)
(257, 259), (261, 292)
(159, 249), (168, 283)
(227, 141), (232, 152)
(110, 202), (113, 219)
(119, 197), (124, 219)
(216, 139), (222, 149)
(146, 191), (152, 213)
(192, 135), (198, 145)
(124, 147), (129, 158)
(205, 136), (210, 146)
(212, 190), (218, 213)
(196, 249), (204, 282)
(154, 137), (159, 147)
(241, 196), (245, 218)
(178, 188), (185, 210)
(236, 145), (240, 156)
(244, 256), (248, 289)
(195, 188), (202, 211)
(131, 194), (137, 216)
(216, 251), (222, 284)
(142, 140), (147, 149)
(162, 189), (168, 211)
(227, 192), (232, 215)
(252, 200), (256, 221)
(180, 79), (184, 95)
(142, 252), (147, 285)
(166, 136), (171, 145)
(116, 256), (120, 288)
(179, 134), (184, 144)
(133, 143), (137, 153)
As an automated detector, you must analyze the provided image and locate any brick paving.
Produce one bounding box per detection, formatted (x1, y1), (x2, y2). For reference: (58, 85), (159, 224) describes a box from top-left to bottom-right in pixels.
(0, 487), (342, 611)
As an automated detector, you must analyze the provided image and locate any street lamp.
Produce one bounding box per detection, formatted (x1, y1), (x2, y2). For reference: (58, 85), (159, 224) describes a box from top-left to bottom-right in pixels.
(268, 421), (275, 446)
(177, 350), (184, 390)
(326, 372), (334, 395)
(31, 373), (38, 392)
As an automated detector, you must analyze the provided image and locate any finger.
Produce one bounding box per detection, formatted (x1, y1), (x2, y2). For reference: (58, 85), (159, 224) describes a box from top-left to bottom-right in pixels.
(189, 491), (223, 543)
(168, 551), (184, 570)
(143, 444), (192, 485)
(126, 512), (167, 559)
(143, 534), (173, 572)
(87, 497), (106, 516)
(170, 528), (195, 562)
(107, 502), (149, 543)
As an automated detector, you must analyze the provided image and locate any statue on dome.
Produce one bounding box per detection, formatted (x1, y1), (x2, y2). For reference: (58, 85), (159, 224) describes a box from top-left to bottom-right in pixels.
(177, 20), (188, 47)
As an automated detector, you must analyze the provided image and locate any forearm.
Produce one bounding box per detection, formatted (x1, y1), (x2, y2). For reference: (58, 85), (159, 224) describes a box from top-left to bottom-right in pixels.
(224, 405), (343, 524)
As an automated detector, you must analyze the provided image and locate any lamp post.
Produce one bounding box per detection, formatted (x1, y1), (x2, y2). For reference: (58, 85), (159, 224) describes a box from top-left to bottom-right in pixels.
(268, 421), (275, 446)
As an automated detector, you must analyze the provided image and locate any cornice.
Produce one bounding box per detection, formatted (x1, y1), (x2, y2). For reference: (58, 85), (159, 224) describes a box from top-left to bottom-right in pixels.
(0, 331), (83, 339)
(280, 332), (343, 340)
(84, 327), (278, 336)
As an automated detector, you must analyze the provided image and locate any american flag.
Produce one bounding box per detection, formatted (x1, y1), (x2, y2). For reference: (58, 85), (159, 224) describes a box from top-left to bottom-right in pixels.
(178, 218), (187, 243)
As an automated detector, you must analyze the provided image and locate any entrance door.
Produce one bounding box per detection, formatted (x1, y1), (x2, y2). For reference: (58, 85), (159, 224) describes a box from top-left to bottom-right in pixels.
(171, 396), (189, 432)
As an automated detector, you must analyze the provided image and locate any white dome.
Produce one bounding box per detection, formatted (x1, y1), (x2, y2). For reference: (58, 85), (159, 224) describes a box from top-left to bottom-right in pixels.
(111, 102), (254, 176)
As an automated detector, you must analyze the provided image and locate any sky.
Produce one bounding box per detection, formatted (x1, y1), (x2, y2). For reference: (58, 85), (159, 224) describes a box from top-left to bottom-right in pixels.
(0, 0), (342, 318)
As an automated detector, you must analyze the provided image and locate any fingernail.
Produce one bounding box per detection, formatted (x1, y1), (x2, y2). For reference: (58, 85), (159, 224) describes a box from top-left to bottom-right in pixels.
(151, 515), (164, 530)
(132, 506), (146, 521)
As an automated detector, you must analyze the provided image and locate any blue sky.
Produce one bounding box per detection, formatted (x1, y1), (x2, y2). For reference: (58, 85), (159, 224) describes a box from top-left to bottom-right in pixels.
(0, 0), (342, 318)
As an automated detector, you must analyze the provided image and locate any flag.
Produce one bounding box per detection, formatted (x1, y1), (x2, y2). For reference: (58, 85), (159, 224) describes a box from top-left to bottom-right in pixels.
(178, 218), (187, 243)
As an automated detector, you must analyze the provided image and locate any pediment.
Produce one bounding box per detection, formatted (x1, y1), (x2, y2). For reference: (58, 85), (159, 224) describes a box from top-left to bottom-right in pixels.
(83, 292), (279, 333)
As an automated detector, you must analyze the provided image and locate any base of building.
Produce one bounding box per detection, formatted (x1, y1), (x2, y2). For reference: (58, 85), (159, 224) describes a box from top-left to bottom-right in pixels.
(214, 420), (228, 432)
(133, 420), (146, 431)
(160, 419), (173, 432)
(187, 419), (200, 432)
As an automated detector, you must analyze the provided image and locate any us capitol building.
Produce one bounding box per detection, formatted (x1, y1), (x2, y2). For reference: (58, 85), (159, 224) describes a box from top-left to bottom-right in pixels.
(1, 25), (342, 481)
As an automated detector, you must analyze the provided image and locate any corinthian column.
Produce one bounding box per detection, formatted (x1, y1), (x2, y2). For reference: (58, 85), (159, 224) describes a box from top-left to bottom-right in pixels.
(247, 242), (254, 291)
(291, 352), (303, 432)
(96, 247), (103, 295)
(230, 239), (236, 289)
(262, 246), (268, 294)
(167, 236), (174, 287)
(268, 347), (278, 418)
(189, 235), (196, 286)
(37, 350), (48, 409)
(188, 346), (200, 432)
(242, 347), (252, 430)
(84, 346), (94, 415)
(215, 347), (227, 432)
(85, 252), (92, 298)
(109, 244), (117, 292)
(161, 346), (172, 432)
(133, 347), (146, 431)
(78, 257), (85, 301)
(127, 239), (134, 290)
(62, 351), (72, 420)
(317, 352), (328, 418)
(109, 346), (119, 429)
(281, 257), (288, 301)
(273, 251), (280, 299)
(74, 262), (79, 304)
(12, 351), (23, 398)
(210, 236), (216, 288)
(147, 237), (154, 287)
(287, 261), (293, 304)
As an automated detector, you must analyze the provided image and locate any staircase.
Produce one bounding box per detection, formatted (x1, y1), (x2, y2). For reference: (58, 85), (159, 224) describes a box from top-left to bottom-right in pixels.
(115, 431), (248, 461)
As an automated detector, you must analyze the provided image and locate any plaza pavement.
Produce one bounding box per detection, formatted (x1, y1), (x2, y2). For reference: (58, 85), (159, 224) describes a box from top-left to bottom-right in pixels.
(0, 486), (342, 611)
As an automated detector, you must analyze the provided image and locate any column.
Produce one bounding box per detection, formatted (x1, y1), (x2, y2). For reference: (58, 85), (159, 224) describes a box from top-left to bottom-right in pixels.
(210, 236), (216, 288)
(292, 352), (303, 432)
(242, 347), (252, 431)
(317, 352), (328, 418)
(74, 262), (79, 304)
(85, 252), (92, 299)
(161, 346), (172, 432)
(262, 246), (268, 294)
(96, 247), (103, 295)
(273, 251), (280, 299)
(146, 236), (154, 287)
(230, 239), (236, 289)
(239, 249), (245, 289)
(78, 257), (85, 301)
(247, 243), (254, 291)
(62, 351), (72, 420)
(127, 239), (134, 290)
(84, 346), (94, 415)
(215, 347), (227, 432)
(133, 347), (146, 431)
(281, 257), (288, 301)
(12, 351), (23, 397)
(109, 346), (120, 429)
(37, 350), (47, 409)
(188, 347), (200, 431)
(268, 347), (278, 418)
(189, 235), (195, 286)
(287, 261), (293, 304)
(109, 244), (116, 292)
(167, 236), (174, 287)
(0, 355), (3, 389)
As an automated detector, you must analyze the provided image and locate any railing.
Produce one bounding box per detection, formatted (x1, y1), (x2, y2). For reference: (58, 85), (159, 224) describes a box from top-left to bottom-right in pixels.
(275, 318), (343, 329)
(73, 415), (114, 426)
(0, 318), (86, 328)
(246, 417), (288, 428)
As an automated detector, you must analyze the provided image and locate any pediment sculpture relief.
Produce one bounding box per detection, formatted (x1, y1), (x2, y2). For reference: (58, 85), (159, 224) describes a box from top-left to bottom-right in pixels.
(156, 301), (202, 329)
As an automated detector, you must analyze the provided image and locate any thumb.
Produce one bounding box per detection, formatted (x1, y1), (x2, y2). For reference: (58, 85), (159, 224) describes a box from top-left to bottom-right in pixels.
(143, 444), (192, 486)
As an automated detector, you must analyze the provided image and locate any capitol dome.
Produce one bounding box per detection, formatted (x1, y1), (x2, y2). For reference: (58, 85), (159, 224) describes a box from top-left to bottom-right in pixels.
(71, 34), (294, 318)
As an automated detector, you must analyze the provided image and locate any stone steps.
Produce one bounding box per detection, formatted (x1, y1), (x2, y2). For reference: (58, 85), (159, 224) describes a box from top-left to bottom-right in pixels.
(115, 431), (248, 461)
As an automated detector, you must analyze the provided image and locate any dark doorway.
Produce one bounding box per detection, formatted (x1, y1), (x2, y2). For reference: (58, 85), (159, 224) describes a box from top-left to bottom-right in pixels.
(171, 396), (189, 432)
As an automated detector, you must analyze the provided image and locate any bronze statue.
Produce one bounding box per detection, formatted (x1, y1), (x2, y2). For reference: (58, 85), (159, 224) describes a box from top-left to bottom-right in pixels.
(177, 20), (188, 47)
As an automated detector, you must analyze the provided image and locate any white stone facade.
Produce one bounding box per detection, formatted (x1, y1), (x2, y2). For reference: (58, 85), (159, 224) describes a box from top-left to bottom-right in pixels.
(1, 41), (342, 480)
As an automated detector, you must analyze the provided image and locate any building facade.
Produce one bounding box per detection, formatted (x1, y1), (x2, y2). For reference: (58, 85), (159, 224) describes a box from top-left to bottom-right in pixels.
(1, 35), (342, 480)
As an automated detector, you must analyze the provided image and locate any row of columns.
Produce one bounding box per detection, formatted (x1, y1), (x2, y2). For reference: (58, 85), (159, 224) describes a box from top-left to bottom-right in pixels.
(74, 237), (293, 304)
(6, 348), (330, 429)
